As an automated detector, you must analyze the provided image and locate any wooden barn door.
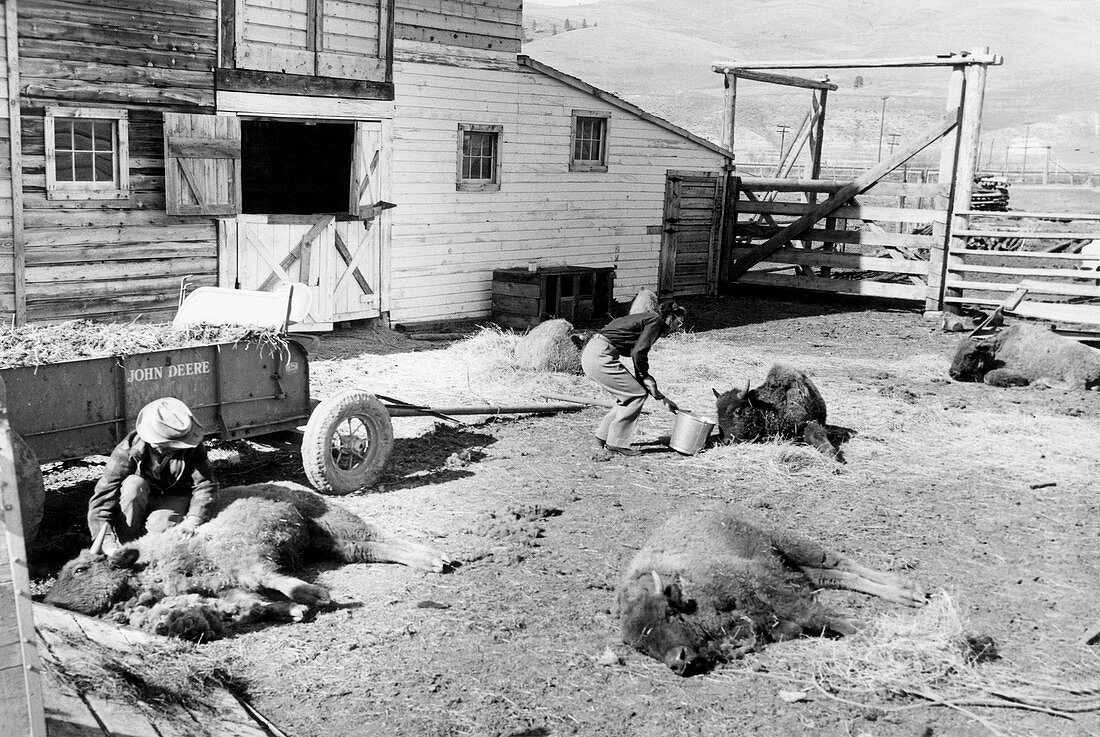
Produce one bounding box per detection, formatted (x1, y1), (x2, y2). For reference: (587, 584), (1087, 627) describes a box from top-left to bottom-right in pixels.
(659, 170), (724, 296)
(216, 120), (385, 328)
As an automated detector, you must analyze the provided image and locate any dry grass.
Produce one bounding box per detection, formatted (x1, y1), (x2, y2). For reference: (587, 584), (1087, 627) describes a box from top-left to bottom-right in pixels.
(41, 628), (246, 712)
(0, 320), (288, 369)
(730, 594), (1100, 736)
(513, 319), (585, 374)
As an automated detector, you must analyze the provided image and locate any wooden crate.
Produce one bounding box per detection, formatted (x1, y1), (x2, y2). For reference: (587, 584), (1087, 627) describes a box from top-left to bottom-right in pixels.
(492, 266), (615, 330)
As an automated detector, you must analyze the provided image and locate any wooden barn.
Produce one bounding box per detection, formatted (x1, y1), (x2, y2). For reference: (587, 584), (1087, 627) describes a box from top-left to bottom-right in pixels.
(0, 0), (731, 329)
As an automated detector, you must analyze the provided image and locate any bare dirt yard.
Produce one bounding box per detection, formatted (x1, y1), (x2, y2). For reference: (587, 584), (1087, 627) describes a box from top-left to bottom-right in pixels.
(31, 293), (1100, 737)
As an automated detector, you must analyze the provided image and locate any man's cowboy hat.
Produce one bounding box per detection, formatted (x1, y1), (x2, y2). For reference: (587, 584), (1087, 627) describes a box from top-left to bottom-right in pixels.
(135, 397), (204, 449)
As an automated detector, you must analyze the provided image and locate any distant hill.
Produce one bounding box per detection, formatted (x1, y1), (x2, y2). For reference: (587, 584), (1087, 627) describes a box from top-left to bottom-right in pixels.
(524, 0), (1100, 174)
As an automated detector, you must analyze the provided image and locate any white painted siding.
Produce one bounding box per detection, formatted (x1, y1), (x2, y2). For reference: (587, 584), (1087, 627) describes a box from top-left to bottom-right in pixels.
(386, 58), (725, 324)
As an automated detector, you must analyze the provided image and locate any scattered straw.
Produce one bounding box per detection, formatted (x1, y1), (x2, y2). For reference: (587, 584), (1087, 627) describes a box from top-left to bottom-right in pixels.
(41, 628), (246, 714)
(744, 593), (1100, 735)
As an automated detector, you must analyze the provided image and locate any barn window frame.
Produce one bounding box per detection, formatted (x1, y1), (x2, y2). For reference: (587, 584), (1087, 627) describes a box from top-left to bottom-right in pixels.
(569, 110), (609, 173)
(44, 107), (131, 201)
(456, 123), (502, 192)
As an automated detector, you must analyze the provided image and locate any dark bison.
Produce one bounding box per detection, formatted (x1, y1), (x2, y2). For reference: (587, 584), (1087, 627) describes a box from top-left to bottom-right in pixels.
(713, 364), (840, 460)
(617, 508), (926, 676)
(949, 322), (1100, 390)
(45, 482), (449, 638)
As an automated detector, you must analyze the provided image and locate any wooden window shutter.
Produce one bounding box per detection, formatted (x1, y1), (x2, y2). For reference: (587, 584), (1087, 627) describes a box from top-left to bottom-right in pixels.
(349, 122), (382, 218)
(163, 113), (242, 216)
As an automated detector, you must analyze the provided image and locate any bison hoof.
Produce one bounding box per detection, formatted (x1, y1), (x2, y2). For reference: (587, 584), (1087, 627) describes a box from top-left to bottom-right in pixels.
(288, 582), (331, 606)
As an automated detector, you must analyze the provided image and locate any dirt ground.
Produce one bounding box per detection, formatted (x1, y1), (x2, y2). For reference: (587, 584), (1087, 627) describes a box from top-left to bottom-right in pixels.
(30, 292), (1100, 737)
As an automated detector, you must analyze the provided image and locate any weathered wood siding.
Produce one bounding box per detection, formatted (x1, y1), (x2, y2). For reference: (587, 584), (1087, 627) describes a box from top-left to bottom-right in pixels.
(385, 59), (726, 324)
(0, 6), (17, 322)
(18, 0), (218, 323)
(395, 0), (521, 53)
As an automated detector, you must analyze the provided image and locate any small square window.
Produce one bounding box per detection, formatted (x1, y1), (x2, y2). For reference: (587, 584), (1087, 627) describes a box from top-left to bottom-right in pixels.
(457, 124), (502, 192)
(45, 107), (130, 200)
(570, 110), (609, 172)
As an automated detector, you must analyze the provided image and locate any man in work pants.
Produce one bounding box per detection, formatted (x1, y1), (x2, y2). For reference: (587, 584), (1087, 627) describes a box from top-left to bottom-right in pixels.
(581, 301), (684, 456)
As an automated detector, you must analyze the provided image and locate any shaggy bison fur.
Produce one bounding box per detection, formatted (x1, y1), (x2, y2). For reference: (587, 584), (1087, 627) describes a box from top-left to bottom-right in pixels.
(949, 322), (1100, 390)
(45, 482), (449, 638)
(617, 508), (926, 675)
(713, 364), (841, 460)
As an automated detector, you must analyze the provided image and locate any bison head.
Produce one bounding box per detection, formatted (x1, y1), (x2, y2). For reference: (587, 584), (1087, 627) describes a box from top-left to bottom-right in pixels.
(618, 571), (712, 676)
(948, 337), (997, 382)
(568, 328), (597, 350)
(712, 383), (764, 444)
(45, 546), (142, 616)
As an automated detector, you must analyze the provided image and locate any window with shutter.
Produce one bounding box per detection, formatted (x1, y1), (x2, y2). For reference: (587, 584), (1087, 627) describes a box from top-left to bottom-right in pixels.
(163, 113), (243, 217)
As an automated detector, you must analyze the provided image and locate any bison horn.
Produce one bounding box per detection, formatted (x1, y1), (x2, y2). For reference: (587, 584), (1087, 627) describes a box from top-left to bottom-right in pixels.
(651, 570), (664, 595)
(712, 388), (720, 398)
(89, 523), (108, 555)
(743, 378), (751, 394)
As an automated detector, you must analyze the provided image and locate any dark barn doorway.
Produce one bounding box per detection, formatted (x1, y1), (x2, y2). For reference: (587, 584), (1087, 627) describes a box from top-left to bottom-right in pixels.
(241, 120), (354, 215)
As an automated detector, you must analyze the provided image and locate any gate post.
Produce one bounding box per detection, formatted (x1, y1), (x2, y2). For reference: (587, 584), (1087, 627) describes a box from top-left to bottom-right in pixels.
(926, 48), (990, 315)
(925, 65), (965, 315)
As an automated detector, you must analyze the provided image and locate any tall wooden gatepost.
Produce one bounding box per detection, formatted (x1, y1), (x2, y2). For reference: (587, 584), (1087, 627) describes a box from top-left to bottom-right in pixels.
(0, 374), (46, 737)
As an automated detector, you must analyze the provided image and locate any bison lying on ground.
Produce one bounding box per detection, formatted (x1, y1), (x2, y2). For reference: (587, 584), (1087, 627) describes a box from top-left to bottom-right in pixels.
(713, 364), (842, 460)
(45, 482), (449, 638)
(949, 322), (1100, 390)
(617, 508), (926, 676)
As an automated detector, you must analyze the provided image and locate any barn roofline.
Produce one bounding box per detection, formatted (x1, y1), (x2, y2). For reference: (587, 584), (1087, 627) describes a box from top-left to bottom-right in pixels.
(517, 55), (734, 161)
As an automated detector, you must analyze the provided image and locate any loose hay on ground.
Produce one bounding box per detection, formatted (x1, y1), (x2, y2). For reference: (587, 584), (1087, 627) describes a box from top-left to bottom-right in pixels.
(742, 593), (1100, 736)
(513, 318), (586, 374)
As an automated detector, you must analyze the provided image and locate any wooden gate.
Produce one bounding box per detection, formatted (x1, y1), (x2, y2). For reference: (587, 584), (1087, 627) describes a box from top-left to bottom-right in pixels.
(219, 214), (381, 330)
(659, 170), (725, 296)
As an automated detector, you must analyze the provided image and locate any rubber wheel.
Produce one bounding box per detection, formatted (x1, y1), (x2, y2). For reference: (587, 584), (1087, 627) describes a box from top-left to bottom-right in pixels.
(301, 390), (393, 495)
(11, 431), (45, 544)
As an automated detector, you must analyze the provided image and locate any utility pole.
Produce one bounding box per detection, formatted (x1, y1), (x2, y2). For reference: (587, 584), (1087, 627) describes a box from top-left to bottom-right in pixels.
(877, 96), (888, 160)
(1021, 123), (1031, 181)
(776, 124), (790, 161)
(887, 132), (900, 157)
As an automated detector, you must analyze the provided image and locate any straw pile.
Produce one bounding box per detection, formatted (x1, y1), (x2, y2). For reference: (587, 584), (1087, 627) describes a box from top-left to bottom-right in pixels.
(513, 319), (585, 374)
(0, 321), (287, 369)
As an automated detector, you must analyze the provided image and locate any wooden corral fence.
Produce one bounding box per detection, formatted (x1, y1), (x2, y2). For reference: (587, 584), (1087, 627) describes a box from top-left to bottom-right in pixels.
(942, 210), (1100, 324)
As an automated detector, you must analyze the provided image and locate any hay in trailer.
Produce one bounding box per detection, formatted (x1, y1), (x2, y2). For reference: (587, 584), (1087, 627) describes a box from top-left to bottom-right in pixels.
(0, 320), (288, 369)
(513, 319), (586, 374)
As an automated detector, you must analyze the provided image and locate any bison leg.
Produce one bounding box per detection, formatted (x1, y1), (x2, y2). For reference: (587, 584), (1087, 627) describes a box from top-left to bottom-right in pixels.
(330, 538), (450, 572)
(803, 420), (841, 461)
(770, 532), (925, 607)
(234, 565), (331, 607)
(220, 589), (312, 623)
(982, 368), (1032, 388)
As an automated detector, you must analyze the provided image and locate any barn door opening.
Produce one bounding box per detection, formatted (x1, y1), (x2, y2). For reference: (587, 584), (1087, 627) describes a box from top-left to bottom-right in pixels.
(216, 118), (387, 328)
(658, 170), (724, 296)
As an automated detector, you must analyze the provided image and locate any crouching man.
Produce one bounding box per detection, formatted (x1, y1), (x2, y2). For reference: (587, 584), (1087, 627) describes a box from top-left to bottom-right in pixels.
(87, 397), (219, 553)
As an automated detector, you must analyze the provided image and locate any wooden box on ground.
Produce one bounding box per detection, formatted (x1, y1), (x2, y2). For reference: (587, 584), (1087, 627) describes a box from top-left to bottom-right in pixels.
(492, 266), (615, 330)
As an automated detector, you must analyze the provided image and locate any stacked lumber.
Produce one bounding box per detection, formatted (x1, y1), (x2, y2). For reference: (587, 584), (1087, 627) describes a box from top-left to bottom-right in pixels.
(970, 175), (1010, 211)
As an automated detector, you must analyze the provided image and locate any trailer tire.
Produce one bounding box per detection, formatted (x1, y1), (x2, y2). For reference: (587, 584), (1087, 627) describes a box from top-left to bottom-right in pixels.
(11, 431), (45, 544)
(302, 390), (393, 495)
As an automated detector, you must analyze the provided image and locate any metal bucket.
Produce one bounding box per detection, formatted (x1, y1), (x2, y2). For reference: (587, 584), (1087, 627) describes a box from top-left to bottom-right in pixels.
(669, 411), (715, 455)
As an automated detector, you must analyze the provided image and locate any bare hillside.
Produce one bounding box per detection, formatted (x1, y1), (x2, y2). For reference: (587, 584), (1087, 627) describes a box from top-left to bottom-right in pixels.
(525, 0), (1100, 171)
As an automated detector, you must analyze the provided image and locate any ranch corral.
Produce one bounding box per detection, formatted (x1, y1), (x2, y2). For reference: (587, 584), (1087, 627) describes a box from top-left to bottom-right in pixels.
(26, 293), (1100, 737)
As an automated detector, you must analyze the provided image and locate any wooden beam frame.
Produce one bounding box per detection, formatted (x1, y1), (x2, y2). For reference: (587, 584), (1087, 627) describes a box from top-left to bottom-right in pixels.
(727, 69), (837, 90)
(712, 53), (1004, 72)
(726, 107), (961, 280)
